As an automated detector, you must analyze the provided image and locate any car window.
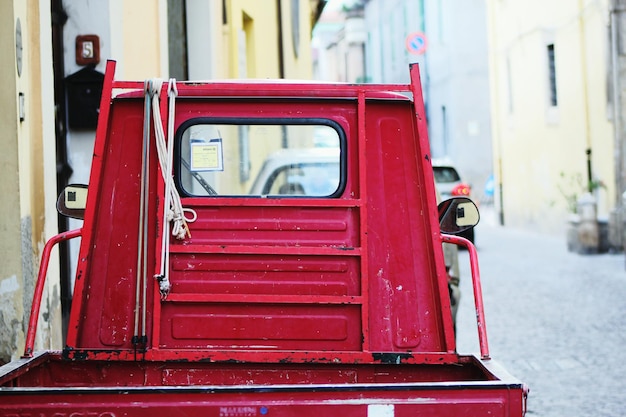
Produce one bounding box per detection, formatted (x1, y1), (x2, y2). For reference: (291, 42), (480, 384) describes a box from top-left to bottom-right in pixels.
(259, 161), (341, 196)
(176, 121), (342, 197)
(433, 166), (460, 183)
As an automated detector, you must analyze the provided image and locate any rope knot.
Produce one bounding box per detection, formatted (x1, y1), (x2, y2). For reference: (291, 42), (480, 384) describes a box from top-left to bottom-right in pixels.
(155, 274), (171, 300)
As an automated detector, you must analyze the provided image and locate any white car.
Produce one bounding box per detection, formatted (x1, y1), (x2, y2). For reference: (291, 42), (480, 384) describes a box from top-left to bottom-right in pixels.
(431, 158), (472, 200)
(249, 147), (341, 196)
(432, 158), (475, 243)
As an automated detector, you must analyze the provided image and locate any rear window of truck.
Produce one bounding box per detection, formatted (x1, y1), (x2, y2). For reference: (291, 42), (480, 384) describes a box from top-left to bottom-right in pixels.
(433, 166), (461, 183)
(176, 119), (343, 197)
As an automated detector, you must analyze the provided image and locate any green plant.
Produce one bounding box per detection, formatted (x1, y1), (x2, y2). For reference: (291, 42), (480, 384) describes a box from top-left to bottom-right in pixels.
(558, 171), (606, 213)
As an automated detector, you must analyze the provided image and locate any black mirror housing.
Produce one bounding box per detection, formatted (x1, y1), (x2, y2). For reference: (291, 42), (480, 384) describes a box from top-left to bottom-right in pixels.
(438, 197), (480, 235)
(57, 184), (88, 220)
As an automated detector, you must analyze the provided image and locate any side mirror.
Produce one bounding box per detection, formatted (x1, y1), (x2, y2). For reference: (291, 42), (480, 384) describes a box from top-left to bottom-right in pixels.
(57, 184), (88, 220)
(438, 197), (480, 235)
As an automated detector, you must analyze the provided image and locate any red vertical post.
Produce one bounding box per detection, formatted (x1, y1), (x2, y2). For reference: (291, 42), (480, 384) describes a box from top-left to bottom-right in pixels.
(356, 90), (370, 352)
(65, 60), (117, 347)
(408, 63), (458, 352)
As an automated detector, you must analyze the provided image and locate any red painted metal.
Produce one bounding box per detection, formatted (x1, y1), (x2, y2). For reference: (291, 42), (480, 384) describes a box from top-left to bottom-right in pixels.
(356, 91), (371, 352)
(23, 228), (82, 357)
(1, 353), (527, 416)
(29, 62), (468, 360)
(65, 59), (117, 347)
(408, 64), (457, 354)
(112, 80), (413, 99)
(2, 60), (527, 416)
(441, 233), (490, 359)
(54, 94), (444, 358)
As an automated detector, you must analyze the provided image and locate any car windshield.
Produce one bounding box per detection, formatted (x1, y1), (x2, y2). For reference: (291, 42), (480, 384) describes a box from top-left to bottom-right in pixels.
(433, 166), (460, 183)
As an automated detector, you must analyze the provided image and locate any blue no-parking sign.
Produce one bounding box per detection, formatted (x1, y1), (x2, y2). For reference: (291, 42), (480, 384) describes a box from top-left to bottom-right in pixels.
(405, 32), (428, 55)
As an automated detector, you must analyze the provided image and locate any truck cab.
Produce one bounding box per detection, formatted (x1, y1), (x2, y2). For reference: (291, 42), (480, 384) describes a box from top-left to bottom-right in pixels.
(0, 60), (527, 417)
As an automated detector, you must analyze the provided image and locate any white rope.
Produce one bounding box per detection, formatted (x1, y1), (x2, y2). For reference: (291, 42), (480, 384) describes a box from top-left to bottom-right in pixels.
(149, 78), (196, 299)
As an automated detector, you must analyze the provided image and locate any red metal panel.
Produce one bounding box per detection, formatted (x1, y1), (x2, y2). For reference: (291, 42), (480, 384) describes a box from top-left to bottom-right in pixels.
(361, 101), (446, 353)
(159, 303), (362, 350)
(63, 63), (452, 360)
(1, 382), (527, 417)
(181, 206), (359, 247)
(408, 64), (457, 353)
(60, 349), (460, 364)
(1, 353), (517, 387)
(68, 99), (158, 350)
(65, 60), (117, 347)
(356, 91), (371, 352)
(169, 254), (360, 296)
(150, 84), (169, 350)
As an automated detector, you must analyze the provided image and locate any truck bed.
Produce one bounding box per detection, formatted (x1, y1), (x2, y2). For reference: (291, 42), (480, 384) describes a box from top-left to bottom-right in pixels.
(0, 352), (526, 416)
(2, 62), (527, 416)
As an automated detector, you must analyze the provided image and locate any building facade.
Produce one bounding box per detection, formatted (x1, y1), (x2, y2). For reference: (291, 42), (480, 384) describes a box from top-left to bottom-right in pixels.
(0, 0), (59, 365)
(314, 0), (493, 203)
(487, 0), (617, 238)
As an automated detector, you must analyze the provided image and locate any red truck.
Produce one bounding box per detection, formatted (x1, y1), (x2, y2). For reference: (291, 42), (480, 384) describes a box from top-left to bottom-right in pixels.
(0, 60), (527, 416)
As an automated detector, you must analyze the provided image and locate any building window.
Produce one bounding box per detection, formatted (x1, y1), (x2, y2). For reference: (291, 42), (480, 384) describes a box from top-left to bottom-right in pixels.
(547, 44), (558, 106)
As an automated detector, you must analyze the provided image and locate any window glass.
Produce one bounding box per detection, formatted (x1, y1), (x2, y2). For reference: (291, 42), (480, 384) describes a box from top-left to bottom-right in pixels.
(177, 122), (342, 197)
(547, 44), (558, 107)
(433, 166), (460, 183)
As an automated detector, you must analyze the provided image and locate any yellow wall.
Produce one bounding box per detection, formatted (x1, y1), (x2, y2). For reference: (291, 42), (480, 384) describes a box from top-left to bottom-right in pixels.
(0, 0), (60, 363)
(0, 0), (24, 364)
(227, 0), (315, 79)
(488, 0), (614, 234)
(110, 0), (168, 79)
(108, 0), (316, 80)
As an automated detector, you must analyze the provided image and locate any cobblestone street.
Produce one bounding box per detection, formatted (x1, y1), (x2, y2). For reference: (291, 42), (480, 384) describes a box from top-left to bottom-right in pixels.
(455, 208), (626, 416)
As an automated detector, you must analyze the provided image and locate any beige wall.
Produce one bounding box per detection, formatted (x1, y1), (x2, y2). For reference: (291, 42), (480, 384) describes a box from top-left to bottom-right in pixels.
(0, 0), (60, 363)
(0, 0), (24, 365)
(488, 0), (614, 234)
(110, 0), (169, 79)
(227, 1), (282, 78)
(227, 0), (315, 79)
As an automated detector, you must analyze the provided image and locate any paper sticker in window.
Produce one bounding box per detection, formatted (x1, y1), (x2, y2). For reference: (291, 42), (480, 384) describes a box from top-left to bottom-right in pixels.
(190, 138), (223, 171)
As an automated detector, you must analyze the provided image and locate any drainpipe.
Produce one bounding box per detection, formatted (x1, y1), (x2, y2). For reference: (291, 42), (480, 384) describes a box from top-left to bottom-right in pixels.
(611, 3), (624, 251)
(51, 0), (72, 341)
(276, 0), (285, 79)
(277, 0), (287, 147)
(578, 0), (593, 190)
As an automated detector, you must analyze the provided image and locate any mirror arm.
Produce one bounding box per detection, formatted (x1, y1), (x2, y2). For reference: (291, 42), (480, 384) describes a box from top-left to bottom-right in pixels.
(440, 233), (490, 359)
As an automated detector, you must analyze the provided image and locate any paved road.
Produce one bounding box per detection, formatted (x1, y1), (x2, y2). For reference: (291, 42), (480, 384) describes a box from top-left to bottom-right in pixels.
(455, 208), (626, 416)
